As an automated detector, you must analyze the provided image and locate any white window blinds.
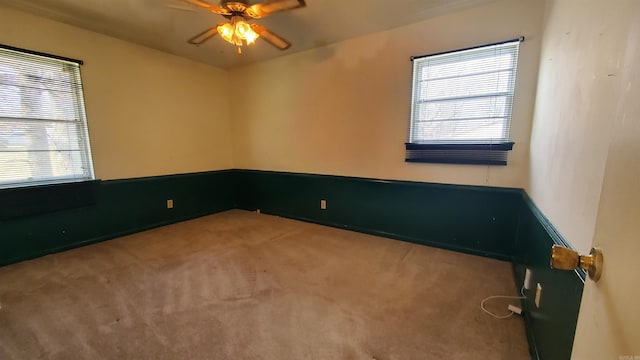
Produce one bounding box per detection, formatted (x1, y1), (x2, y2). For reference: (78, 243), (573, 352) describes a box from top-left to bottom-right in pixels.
(0, 46), (94, 189)
(409, 39), (521, 144)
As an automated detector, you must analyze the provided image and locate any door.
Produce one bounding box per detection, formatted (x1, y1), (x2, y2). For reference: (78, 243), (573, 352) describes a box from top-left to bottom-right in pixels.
(571, 14), (640, 358)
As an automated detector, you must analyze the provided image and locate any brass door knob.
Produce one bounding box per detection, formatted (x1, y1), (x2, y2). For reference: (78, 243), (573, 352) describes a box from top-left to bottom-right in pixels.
(550, 245), (603, 281)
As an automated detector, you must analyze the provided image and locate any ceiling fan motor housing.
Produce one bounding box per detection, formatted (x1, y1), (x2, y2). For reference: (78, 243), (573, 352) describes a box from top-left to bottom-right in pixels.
(222, 1), (249, 13)
(222, 1), (259, 19)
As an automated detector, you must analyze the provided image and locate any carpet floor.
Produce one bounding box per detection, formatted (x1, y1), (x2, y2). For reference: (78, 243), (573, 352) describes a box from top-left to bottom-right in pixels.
(0, 210), (530, 359)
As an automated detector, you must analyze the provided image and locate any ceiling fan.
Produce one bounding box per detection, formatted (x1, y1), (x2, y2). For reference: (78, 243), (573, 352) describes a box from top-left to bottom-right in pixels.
(175, 0), (306, 54)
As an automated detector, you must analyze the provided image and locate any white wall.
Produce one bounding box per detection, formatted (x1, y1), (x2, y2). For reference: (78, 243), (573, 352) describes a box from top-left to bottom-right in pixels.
(230, 0), (545, 188)
(527, 0), (635, 253)
(0, 5), (234, 181)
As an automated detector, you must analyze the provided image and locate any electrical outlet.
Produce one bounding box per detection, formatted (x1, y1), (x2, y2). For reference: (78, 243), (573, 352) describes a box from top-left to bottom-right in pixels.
(524, 268), (533, 290)
(166, 199), (174, 209)
(320, 199), (327, 210)
(535, 283), (542, 308)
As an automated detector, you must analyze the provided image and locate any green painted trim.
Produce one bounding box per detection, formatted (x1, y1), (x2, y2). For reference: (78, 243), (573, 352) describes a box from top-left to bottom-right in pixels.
(101, 169), (237, 183)
(1, 167), (584, 360)
(0, 180), (100, 220)
(234, 169), (521, 262)
(238, 170), (583, 360)
(520, 192), (587, 281)
(0, 170), (236, 266)
(514, 191), (584, 360)
(234, 168), (523, 194)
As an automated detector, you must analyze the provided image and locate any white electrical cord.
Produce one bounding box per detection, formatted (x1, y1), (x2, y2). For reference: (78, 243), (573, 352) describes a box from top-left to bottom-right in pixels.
(480, 286), (526, 319)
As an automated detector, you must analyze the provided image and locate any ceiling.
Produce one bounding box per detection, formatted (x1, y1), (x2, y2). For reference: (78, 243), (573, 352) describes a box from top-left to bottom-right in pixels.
(0, 0), (498, 69)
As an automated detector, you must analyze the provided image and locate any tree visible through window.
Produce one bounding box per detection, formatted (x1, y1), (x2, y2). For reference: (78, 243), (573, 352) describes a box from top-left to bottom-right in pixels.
(406, 38), (522, 165)
(0, 46), (94, 189)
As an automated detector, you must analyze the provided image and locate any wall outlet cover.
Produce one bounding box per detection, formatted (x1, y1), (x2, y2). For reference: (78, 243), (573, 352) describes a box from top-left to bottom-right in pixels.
(535, 283), (542, 308)
(524, 268), (533, 290)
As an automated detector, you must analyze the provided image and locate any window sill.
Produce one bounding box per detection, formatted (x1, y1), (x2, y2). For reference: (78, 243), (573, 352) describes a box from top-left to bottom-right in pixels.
(405, 142), (514, 166)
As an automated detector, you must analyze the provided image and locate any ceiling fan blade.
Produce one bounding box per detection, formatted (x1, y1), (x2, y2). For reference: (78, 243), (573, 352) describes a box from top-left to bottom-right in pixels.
(250, 24), (291, 50)
(188, 27), (219, 45)
(167, 4), (196, 12)
(245, 0), (306, 18)
(178, 0), (231, 15)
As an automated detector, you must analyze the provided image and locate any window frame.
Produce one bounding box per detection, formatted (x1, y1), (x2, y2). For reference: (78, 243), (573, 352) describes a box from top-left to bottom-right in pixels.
(406, 37), (523, 166)
(0, 44), (95, 189)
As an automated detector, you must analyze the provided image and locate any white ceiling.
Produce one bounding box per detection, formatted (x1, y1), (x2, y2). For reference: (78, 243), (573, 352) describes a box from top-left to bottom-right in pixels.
(0, 0), (498, 69)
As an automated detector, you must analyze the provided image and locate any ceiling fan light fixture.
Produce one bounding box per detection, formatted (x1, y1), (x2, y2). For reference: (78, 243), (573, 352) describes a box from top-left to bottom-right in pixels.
(236, 20), (258, 44)
(217, 15), (260, 51)
(179, 0), (305, 52)
(217, 22), (235, 43)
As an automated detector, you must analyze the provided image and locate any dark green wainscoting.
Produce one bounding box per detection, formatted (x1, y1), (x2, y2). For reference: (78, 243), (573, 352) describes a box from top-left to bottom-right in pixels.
(0, 170), (236, 266)
(511, 194), (585, 360)
(234, 170), (584, 360)
(234, 169), (522, 261)
(0, 168), (583, 359)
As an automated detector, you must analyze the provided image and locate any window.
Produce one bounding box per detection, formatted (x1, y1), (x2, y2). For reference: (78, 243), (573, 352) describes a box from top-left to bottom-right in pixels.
(0, 45), (94, 189)
(406, 38), (523, 165)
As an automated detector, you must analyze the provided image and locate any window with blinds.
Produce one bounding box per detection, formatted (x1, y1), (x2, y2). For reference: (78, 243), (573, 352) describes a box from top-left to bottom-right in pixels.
(0, 45), (94, 189)
(406, 38), (523, 165)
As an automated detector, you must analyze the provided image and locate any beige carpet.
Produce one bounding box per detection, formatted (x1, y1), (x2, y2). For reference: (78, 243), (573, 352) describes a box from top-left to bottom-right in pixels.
(0, 210), (530, 359)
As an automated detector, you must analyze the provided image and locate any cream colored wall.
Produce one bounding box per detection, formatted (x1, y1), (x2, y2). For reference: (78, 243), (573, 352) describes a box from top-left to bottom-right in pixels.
(528, 0), (640, 357)
(0, 5), (233, 180)
(573, 41), (640, 356)
(230, 0), (545, 188)
(526, 0), (636, 253)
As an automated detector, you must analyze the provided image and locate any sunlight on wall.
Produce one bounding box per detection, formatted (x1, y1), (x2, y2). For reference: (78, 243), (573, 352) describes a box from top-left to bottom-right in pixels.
(0, 5), (233, 180)
(229, 0), (545, 188)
